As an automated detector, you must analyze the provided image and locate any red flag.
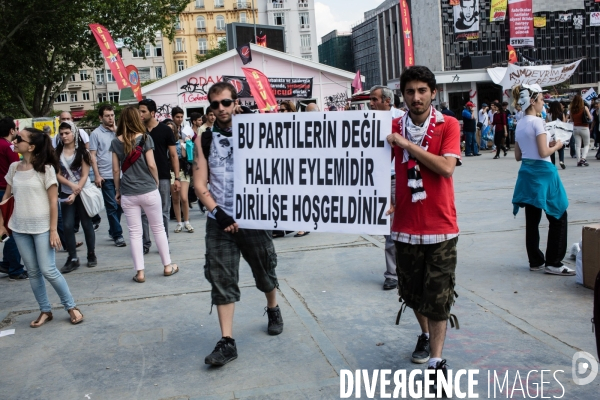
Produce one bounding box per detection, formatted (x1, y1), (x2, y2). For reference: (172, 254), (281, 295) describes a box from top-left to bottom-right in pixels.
(241, 68), (278, 113)
(399, 1), (415, 67)
(126, 65), (143, 101)
(89, 24), (130, 90)
(507, 45), (518, 64)
(256, 34), (267, 47)
(352, 70), (363, 92)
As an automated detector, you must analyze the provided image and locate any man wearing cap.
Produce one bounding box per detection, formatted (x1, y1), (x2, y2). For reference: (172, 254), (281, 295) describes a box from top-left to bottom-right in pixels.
(462, 101), (479, 156)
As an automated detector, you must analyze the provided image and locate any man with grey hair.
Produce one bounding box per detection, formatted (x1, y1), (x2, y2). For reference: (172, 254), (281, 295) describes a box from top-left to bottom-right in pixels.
(305, 103), (320, 112)
(440, 102), (455, 118)
(370, 85), (404, 290)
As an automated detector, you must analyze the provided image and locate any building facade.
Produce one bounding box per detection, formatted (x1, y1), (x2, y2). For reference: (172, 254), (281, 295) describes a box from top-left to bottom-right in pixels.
(54, 34), (166, 116)
(163, 0), (258, 76)
(351, 17), (380, 90)
(318, 30), (354, 72)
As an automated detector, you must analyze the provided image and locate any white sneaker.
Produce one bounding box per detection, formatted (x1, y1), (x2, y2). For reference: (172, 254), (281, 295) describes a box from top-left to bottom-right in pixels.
(184, 222), (194, 233)
(174, 224), (182, 233)
(544, 265), (576, 276)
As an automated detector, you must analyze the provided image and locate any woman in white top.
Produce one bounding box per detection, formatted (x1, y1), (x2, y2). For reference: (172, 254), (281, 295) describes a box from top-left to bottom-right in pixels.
(0, 128), (84, 327)
(511, 84), (574, 276)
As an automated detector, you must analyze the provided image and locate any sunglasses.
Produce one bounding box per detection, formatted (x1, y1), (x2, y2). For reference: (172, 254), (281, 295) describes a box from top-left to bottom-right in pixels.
(209, 99), (234, 109)
(15, 135), (30, 144)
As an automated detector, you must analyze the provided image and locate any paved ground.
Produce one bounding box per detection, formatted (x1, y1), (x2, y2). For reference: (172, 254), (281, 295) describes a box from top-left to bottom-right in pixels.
(1, 150), (599, 399)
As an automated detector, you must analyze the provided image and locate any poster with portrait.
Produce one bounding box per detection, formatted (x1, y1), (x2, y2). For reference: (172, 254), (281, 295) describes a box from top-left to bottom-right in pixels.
(454, 0), (480, 41)
(573, 15), (584, 29)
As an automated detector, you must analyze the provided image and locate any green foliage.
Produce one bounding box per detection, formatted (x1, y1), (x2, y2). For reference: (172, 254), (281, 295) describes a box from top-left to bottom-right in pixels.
(78, 102), (124, 130)
(0, 0), (188, 117)
(141, 79), (159, 87)
(196, 39), (229, 63)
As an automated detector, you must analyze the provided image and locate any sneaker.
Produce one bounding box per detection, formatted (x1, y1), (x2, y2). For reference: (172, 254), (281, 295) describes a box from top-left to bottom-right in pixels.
(426, 359), (449, 398)
(61, 258), (80, 274)
(87, 252), (97, 268)
(0, 264), (9, 274)
(93, 223), (100, 232)
(383, 278), (397, 290)
(9, 272), (28, 280)
(73, 227), (79, 233)
(265, 305), (284, 335)
(204, 337), (238, 366)
(559, 161), (566, 169)
(143, 246), (149, 255)
(544, 265), (576, 276)
(184, 222), (194, 233)
(411, 334), (430, 364)
(582, 159), (589, 167)
(577, 160), (584, 167)
(530, 264), (544, 271)
(114, 237), (126, 247)
(174, 224), (182, 233)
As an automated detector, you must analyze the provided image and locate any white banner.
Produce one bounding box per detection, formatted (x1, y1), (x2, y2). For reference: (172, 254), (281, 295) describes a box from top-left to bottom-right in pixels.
(497, 60), (582, 89)
(583, 88), (598, 104)
(232, 111), (392, 234)
(545, 120), (573, 143)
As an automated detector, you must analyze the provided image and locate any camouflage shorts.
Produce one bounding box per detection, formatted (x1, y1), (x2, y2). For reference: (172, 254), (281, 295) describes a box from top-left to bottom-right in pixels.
(394, 237), (458, 321)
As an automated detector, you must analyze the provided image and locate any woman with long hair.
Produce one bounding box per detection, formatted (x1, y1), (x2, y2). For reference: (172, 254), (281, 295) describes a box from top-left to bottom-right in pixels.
(491, 102), (508, 159)
(110, 106), (178, 283)
(568, 94), (592, 166)
(55, 121), (96, 273)
(511, 84), (574, 276)
(165, 119), (193, 233)
(0, 128), (84, 327)
(547, 102), (566, 169)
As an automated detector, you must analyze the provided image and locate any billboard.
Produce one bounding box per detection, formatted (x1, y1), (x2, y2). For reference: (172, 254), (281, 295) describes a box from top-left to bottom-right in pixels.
(223, 75), (313, 98)
(453, 0), (480, 41)
(226, 23), (285, 53)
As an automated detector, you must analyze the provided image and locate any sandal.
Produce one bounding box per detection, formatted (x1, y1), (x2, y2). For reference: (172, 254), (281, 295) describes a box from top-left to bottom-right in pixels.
(132, 274), (145, 283)
(164, 264), (179, 276)
(67, 307), (84, 325)
(30, 311), (53, 328)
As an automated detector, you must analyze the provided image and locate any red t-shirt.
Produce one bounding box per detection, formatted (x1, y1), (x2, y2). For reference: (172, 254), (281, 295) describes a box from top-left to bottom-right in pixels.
(0, 139), (19, 190)
(391, 114), (461, 235)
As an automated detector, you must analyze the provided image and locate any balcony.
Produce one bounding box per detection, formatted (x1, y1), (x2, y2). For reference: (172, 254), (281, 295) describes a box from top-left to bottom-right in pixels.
(214, 2), (224, 8)
(214, 26), (226, 33)
(301, 46), (311, 53)
(196, 27), (206, 33)
(299, 23), (310, 31)
(234, 1), (252, 9)
(298, 1), (308, 8)
(67, 83), (82, 89)
(197, 50), (207, 55)
(269, 1), (284, 9)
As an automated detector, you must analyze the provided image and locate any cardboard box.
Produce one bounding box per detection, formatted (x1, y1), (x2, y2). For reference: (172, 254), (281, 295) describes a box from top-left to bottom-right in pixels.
(582, 224), (600, 289)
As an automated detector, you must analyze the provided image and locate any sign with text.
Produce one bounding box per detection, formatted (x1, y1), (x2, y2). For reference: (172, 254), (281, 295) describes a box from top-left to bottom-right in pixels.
(508, 0), (533, 47)
(490, 0), (507, 22)
(232, 111), (392, 234)
(223, 75), (313, 99)
(498, 60), (581, 89)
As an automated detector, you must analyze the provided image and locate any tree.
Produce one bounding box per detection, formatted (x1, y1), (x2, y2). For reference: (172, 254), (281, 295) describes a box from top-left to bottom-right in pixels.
(77, 102), (124, 130)
(196, 39), (228, 63)
(0, 0), (188, 118)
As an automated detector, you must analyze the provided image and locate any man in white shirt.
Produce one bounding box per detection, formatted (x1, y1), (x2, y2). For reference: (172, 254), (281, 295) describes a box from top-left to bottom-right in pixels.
(478, 103), (489, 150)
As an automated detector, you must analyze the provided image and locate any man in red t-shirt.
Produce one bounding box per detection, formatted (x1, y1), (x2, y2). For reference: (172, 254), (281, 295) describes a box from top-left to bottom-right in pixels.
(0, 117), (26, 280)
(386, 66), (461, 391)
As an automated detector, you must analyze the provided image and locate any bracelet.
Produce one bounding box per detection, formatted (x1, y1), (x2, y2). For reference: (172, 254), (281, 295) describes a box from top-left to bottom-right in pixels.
(174, 178), (181, 181)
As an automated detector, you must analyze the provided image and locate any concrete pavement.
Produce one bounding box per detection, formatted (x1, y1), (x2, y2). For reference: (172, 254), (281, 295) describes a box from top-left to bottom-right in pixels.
(1, 151), (599, 399)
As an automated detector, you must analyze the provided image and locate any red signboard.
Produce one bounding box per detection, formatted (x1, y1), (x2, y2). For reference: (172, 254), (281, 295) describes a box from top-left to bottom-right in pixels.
(126, 65), (143, 101)
(241, 68), (278, 113)
(508, 0), (534, 48)
(399, 0), (415, 67)
(89, 24), (130, 90)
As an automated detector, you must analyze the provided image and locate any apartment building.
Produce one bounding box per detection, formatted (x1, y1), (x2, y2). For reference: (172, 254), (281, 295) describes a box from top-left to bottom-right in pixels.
(54, 34), (166, 116)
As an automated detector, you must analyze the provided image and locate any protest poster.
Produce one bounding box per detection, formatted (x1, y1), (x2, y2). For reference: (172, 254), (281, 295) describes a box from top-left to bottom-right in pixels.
(583, 88), (598, 104)
(508, 0), (533, 47)
(453, 0), (480, 41)
(490, 0), (507, 22)
(232, 111), (393, 234)
(545, 120), (573, 143)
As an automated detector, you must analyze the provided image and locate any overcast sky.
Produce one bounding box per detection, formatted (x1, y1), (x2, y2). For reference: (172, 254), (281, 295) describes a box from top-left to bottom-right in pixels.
(315, 1), (371, 42)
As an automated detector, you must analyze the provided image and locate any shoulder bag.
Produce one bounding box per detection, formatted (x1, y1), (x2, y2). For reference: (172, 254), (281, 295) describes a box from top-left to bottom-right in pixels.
(60, 153), (104, 217)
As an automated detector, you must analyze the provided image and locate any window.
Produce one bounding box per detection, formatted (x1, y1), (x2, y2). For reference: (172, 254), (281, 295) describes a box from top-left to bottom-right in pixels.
(97, 93), (107, 103)
(79, 70), (88, 81)
(177, 60), (186, 72)
(198, 38), (208, 53)
(145, 44), (151, 57)
(55, 92), (68, 103)
(214, 0), (224, 7)
(132, 48), (144, 58)
(196, 16), (206, 31)
(302, 55), (312, 60)
(154, 41), (162, 57)
(299, 12), (309, 26)
(138, 67), (151, 81)
(70, 74), (76, 82)
(108, 91), (119, 102)
(82, 91), (90, 101)
(175, 38), (184, 52)
(240, 12), (247, 23)
(95, 69), (105, 84)
(300, 34), (311, 48)
(216, 16), (225, 30)
(274, 12), (285, 26)
(106, 70), (115, 82)
(174, 16), (181, 30)
(155, 66), (163, 79)
(195, 0), (204, 7)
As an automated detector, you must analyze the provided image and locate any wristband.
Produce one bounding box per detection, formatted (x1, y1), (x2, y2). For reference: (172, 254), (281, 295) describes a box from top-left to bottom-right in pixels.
(212, 206), (236, 230)
(174, 178), (181, 181)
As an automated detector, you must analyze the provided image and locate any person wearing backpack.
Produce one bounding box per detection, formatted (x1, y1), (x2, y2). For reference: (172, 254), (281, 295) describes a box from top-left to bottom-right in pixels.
(110, 106), (178, 283)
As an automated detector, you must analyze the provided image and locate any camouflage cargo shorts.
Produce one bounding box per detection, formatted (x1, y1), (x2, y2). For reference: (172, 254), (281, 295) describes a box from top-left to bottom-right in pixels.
(394, 237), (458, 321)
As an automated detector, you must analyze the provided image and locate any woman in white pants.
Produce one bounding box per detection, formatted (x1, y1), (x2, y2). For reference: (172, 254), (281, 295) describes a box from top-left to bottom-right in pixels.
(568, 94), (593, 167)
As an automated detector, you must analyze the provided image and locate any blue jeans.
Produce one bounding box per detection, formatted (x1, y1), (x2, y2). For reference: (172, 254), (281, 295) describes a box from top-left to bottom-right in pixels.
(101, 179), (123, 240)
(12, 231), (76, 312)
(465, 131), (478, 155)
(0, 189), (24, 276)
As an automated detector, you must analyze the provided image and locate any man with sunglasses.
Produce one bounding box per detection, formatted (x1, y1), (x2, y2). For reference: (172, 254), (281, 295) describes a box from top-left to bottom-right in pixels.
(193, 82), (283, 367)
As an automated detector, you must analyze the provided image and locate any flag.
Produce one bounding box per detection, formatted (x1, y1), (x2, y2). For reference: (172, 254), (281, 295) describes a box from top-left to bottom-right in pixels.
(256, 34), (267, 47)
(399, 0), (415, 66)
(126, 65), (143, 101)
(236, 43), (252, 65)
(352, 70), (363, 92)
(241, 68), (278, 113)
(507, 45), (517, 64)
(89, 24), (130, 90)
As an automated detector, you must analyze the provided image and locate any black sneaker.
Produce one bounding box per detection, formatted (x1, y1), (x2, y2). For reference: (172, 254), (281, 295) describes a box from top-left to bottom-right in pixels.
(114, 237), (126, 247)
(93, 223), (100, 232)
(0, 264), (9, 274)
(60, 258), (80, 274)
(9, 272), (29, 280)
(87, 252), (97, 268)
(204, 337), (238, 366)
(411, 334), (430, 364)
(426, 359), (449, 398)
(143, 246), (149, 255)
(265, 305), (284, 335)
